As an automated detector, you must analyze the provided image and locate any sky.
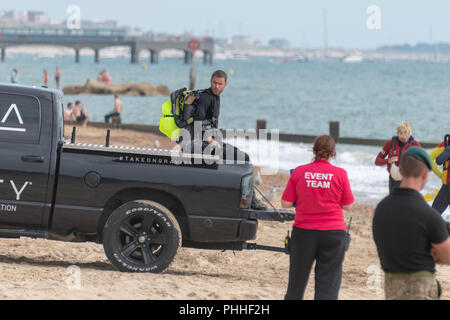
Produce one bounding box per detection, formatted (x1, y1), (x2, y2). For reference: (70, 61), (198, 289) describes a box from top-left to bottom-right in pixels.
(4, 1), (450, 49)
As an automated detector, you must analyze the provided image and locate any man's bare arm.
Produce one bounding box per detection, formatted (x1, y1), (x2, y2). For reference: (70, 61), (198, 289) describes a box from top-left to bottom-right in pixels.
(281, 200), (294, 209)
(431, 238), (450, 264)
(342, 204), (353, 211)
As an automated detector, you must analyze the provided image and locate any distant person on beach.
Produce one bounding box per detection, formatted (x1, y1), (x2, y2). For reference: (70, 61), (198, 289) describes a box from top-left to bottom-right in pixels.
(43, 70), (49, 87)
(375, 122), (421, 194)
(10, 69), (18, 84)
(373, 147), (450, 300)
(105, 94), (123, 123)
(55, 67), (61, 89)
(430, 136), (450, 215)
(74, 101), (90, 127)
(64, 102), (76, 122)
(97, 70), (112, 83)
(282, 135), (354, 300)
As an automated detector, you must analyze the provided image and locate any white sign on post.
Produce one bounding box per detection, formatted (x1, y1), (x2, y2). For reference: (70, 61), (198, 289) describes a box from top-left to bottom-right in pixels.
(367, 5), (381, 30)
(67, 5), (81, 30)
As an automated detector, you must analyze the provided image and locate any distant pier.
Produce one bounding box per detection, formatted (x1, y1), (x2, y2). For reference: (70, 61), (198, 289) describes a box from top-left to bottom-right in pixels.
(0, 27), (214, 64)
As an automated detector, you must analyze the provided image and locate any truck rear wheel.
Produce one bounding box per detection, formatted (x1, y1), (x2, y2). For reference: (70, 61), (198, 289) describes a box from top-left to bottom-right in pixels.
(102, 200), (181, 273)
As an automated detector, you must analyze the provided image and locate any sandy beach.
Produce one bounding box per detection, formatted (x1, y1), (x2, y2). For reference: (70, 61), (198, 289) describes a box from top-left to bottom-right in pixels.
(0, 125), (447, 300)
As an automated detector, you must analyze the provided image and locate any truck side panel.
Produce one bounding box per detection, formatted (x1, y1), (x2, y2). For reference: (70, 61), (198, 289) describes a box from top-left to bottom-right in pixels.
(51, 146), (254, 242)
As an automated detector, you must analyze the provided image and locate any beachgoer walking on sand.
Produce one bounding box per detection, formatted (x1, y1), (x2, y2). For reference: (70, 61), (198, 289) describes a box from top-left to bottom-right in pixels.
(55, 67), (61, 89)
(73, 101), (90, 128)
(43, 70), (49, 87)
(282, 135), (354, 300)
(105, 94), (123, 123)
(10, 69), (18, 84)
(375, 122), (421, 194)
(373, 147), (450, 300)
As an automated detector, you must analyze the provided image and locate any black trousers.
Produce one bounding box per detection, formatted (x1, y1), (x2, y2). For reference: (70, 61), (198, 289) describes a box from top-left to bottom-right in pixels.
(179, 140), (250, 163)
(207, 142), (250, 163)
(389, 175), (401, 194)
(432, 184), (450, 214)
(285, 227), (347, 300)
(105, 112), (120, 123)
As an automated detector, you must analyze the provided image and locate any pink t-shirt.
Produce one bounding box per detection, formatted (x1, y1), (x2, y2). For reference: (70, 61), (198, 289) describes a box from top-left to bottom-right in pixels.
(282, 160), (354, 231)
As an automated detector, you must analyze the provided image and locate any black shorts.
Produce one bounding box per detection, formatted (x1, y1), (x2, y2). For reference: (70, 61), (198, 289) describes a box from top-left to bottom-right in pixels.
(76, 114), (86, 123)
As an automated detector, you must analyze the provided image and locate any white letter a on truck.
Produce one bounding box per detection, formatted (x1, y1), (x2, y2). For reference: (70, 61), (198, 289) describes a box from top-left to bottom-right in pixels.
(2, 104), (24, 125)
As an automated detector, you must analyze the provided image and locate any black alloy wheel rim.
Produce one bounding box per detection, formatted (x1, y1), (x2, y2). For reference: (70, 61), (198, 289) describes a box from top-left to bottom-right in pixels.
(115, 213), (170, 266)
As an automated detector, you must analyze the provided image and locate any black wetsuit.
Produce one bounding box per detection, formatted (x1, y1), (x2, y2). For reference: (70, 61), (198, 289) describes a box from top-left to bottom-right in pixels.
(433, 146), (450, 214)
(188, 88), (220, 140)
(183, 88), (249, 162)
(181, 88), (263, 210)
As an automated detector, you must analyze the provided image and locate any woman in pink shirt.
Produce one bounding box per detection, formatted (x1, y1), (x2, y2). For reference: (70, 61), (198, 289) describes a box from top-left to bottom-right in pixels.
(282, 135), (354, 300)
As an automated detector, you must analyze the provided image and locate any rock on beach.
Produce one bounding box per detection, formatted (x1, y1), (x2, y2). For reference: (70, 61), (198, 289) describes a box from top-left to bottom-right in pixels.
(63, 79), (171, 97)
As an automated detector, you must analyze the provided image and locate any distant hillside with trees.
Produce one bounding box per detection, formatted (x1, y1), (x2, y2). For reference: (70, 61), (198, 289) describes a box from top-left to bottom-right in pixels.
(377, 43), (450, 53)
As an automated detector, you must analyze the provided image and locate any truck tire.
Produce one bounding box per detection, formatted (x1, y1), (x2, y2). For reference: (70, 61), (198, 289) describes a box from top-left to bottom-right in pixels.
(102, 200), (182, 273)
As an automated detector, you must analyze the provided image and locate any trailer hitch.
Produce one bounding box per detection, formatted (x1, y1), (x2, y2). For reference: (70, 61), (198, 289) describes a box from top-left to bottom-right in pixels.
(243, 231), (291, 255)
(242, 208), (294, 254)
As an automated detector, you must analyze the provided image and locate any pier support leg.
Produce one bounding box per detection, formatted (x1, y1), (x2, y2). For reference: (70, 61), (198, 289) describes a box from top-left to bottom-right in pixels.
(184, 51), (193, 64)
(75, 49), (80, 63)
(203, 51), (213, 65)
(95, 49), (100, 63)
(209, 52), (213, 65)
(130, 45), (139, 64)
(1, 48), (5, 62)
(150, 50), (159, 64)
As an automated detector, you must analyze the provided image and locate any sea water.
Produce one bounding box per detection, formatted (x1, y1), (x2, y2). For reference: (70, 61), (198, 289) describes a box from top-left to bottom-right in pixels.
(0, 54), (449, 208)
(240, 138), (450, 219)
(236, 137), (444, 204)
(0, 54), (449, 141)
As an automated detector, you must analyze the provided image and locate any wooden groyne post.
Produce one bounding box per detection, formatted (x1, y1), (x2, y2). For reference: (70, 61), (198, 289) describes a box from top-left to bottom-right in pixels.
(329, 121), (340, 142)
(256, 119), (267, 139)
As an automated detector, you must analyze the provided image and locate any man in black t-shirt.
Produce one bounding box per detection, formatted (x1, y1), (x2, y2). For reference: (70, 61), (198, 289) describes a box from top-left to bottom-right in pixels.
(373, 147), (450, 300)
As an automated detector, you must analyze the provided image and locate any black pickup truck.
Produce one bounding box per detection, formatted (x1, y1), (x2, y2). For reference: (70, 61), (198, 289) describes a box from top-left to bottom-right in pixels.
(0, 84), (294, 273)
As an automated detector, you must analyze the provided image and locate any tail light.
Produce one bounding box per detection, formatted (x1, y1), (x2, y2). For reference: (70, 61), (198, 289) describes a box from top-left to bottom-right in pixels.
(240, 174), (254, 209)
